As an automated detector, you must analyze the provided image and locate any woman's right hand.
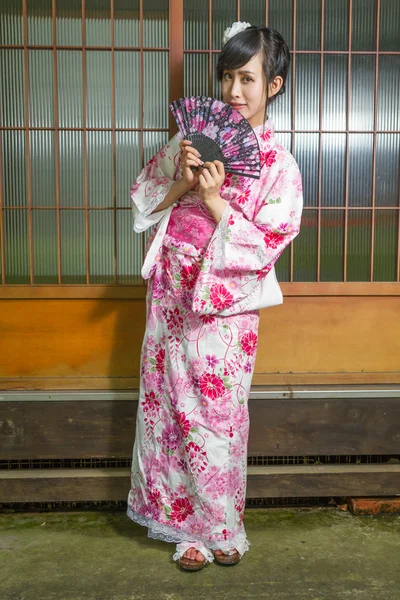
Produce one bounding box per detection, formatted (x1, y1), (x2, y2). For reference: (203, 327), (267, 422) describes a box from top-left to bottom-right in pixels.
(179, 139), (204, 188)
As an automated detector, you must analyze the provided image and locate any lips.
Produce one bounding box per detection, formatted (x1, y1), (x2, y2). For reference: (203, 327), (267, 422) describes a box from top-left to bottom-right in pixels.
(230, 103), (246, 108)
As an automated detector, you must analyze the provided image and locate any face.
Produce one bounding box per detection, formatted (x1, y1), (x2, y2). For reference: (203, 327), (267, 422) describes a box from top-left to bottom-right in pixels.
(221, 53), (282, 128)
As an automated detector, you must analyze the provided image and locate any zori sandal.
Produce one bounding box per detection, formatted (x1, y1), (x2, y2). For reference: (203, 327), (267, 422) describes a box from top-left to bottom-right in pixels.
(173, 541), (214, 571)
(213, 548), (241, 566)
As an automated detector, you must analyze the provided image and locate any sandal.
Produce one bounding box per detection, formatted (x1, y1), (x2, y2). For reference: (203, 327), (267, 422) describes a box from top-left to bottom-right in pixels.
(213, 548), (241, 566)
(173, 541), (214, 571)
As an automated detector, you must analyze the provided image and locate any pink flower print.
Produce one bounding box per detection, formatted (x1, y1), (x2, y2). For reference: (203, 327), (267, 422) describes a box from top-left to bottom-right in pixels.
(161, 423), (182, 450)
(155, 349), (165, 374)
(261, 149), (277, 167)
(209, 284), (234, 310)
(256, 263), (273, 281)
(148, 489), (162, 507)
(260, 128), (272, 142)
(180, 263), (199, 290)
(228, 214), (235, 226)
(186, 441), (208, 474)
(237, 188), (251, 205)
(199, 372), (225, 399)
(206, 354), (219, 369)
(175, 411), (191, 438)
(264, 229), (286, 249)
(199, 314), (215, 325)
(244, 361), (252, 373)
(142, 391), (161, 414)
(170, 497), (194, 522)
(230, 110), (243, 124)
(166, 307), (184, 331)
(221, 173), (234, 189)
(186, 514), (207, 537)
(240, 331), (258, 356)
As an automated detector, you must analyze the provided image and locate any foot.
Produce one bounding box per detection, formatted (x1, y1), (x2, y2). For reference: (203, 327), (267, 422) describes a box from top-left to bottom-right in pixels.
(214, 548), (238, 556)
(182, 547), (206, 562)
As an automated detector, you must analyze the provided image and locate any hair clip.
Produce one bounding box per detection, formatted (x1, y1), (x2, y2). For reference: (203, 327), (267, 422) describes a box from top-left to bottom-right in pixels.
(222, 21), (252, 46)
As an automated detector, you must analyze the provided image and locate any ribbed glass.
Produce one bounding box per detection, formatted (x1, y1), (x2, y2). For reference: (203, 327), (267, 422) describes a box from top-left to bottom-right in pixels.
(375, 134), (400, 207)
(28, 50), (54, 127)
(324, 0), (349, 51)
(352, 0), (377, 51)
(276, 132), (292, 153)
(212, 0), (236, 51)
(320, 209), (345, 281)
(274, 244), (291, 282)
(212, 53), (221, 99)
(295, 54), (320, 131)
(85, 0), (110, 47)
(115, 51), (140, 129)
(56, 0), (82, 46)
(184, 0), (209, 51)
(143, 52), (168, 129)
(4, 209), (30, 284)
(348, 134), (373, 207)
(0, 50), (25, 127)
(240, 0), (266, 26)
(0, 0), (23, 45)
(114, 0), (140, 48)
(117, 209), (143, 283)
(184, 53), (208, 97)
(269, 69), (291, 131)
(32, 209), (58, 283)
(87, 131), (113, 208)
(346, 210), (372, 281)
(116, 131), (141, 208)
(349, 55), (374, 131)
(380, 0), (400, 51)
(377, 56), (400, 131)
(57, 50), (83, 128)
(293, 209), (318, 281)
(143, 130), (170, 164)
(373, 210), (398, 281)
(2, 130), (27, 208)
(296, 0), (321, 51)
(321, 134), (346, 207)
(294, 134), (319, 207)
(60, 209), (86, 283)
(27, 0), (53, 46)
(143, 0), (168, 48)
(30, 130), (56, 207)
(86, 51), (112, 128)
(59, 131), (84, 207)
(89, 209), (114, 283)
(268, 0), (294, 51)
(322, 55), (347, 131)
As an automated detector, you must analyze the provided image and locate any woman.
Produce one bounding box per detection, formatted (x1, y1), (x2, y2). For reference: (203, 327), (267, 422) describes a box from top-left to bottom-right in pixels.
(127, 22), (303, 571)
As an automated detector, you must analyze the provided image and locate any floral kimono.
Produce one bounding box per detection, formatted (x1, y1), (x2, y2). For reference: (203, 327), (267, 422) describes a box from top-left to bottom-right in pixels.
(127, 118), (303, 563)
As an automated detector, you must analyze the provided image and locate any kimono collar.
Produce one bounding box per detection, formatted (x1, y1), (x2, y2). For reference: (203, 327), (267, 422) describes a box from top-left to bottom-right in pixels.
(252, 118), (276, 154)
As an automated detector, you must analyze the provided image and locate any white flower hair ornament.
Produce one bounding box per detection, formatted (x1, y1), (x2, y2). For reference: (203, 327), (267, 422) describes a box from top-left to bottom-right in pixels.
(222, 21), (252, 46)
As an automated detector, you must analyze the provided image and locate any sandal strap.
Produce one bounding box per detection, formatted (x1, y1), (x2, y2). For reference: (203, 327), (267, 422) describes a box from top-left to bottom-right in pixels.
(172, 541), (214, 563)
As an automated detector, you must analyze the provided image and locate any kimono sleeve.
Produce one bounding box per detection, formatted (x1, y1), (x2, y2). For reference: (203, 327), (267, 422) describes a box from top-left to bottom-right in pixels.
(130, 133), (181, 233)
(192, 156), (303, 316)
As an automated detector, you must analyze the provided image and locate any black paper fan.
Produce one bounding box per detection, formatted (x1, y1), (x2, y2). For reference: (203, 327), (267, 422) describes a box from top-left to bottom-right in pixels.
(169, 95), (261, 179)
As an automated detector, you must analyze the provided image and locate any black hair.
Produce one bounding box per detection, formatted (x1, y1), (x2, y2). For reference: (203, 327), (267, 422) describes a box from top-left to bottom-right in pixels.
(216, 26), (290, 132)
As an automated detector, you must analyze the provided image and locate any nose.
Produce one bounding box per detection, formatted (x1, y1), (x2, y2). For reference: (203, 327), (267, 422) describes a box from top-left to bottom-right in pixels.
(231, 78), (241, 97)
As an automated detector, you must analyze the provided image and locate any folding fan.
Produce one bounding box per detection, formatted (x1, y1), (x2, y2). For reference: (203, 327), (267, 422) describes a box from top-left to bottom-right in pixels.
(169, 95), (261, 179)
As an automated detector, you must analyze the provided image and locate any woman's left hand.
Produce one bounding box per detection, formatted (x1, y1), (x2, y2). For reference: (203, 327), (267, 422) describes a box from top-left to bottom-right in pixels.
(198, 160), (225, 204)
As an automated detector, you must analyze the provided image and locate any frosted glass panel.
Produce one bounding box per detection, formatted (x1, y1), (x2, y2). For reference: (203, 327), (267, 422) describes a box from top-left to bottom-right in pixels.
(89, 210), (114, 283)
(0, 50), (25, 127)
(143, 52), (168, 129)
(0, 0), (23, 45)
(296, 0), (321, 51)
(143, 131), (170, 164)
(322, 55), (347, 131)
(28, 0), (53, 46)
(320, 210), (345, 281)
(85, 0), (110, 46)
(86, 51), (112, 128)
(212, 53), (221, 100)
(56, 0), (82, 46)
(212, 0), (237, 50)
(57, 50), (83, 128)
(114, 0), (140, 47)
(115, 52), (140, 129)
(348, 134), (373, 207)
(59, 131), (84, 207)
(87, 131), (113, 208)
(61, 210), (86, 283)
(29, 50), (54, 127)
(116, 131), (141, 208)
(184, 53), (208, 97)
(268, 0), (294, 51)
(349, 55), (374, 131)
(352, 0), (377, 51)
(321, 134), (346, 208)
(375, 135), (400, 207)
(294, 134), (319, 207)
(4, 209), (30, 284)
(274, 244), (291, 282)
(30, 130), (56, 207)
(380, 0), (400, 51)
(324, 0), (349, 51)
(347, 210), (372, 281)
(143, 0), (169, 48)
(117, 210), (143, 283)
(295, 54), (320, 130)
(184, 0), (209, 50)
(373, 211), (398, 282)
(2, 131), (27, 208)
(377, 56), (400, 131)
(269, 70), (291, 131)
(240, 0), (266, 26)
(33, 210), (58, 283)
(293, 210), (318, 281)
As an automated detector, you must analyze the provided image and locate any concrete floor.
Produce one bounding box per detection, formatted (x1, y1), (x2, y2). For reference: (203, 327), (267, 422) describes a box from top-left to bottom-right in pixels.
(1, 507), (400, 600)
